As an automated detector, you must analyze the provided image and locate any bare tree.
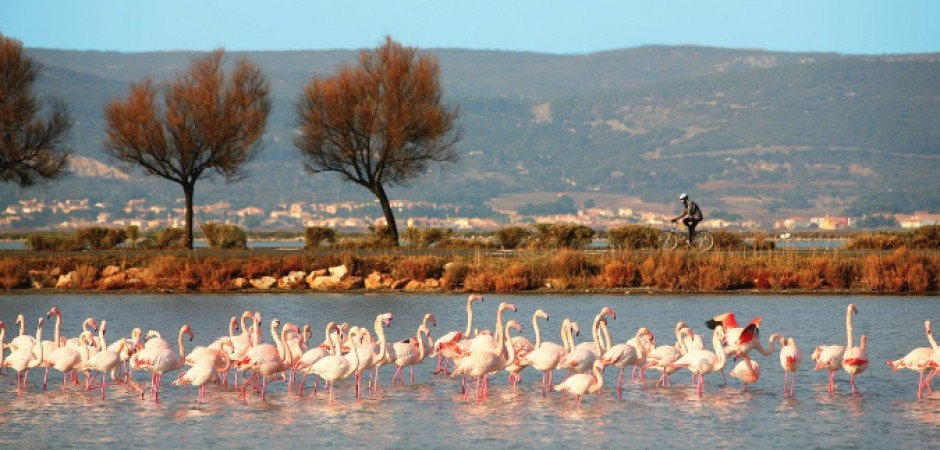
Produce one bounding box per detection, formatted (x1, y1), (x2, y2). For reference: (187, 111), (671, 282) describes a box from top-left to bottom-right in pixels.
(294, 37), (461, 245)
(104, 49), (270, 249)
(0, 33), (73, 187)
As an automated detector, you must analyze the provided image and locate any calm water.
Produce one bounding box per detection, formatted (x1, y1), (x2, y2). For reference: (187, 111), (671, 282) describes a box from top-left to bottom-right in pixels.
(0, 293), (938, 449)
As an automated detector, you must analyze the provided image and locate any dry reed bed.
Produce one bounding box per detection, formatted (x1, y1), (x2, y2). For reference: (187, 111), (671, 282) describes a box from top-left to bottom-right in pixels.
(1, 249), (938, 293)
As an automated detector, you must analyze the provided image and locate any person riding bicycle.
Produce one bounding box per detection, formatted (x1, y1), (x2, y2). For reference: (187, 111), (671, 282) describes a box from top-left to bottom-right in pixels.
(671, 193), (703, 244)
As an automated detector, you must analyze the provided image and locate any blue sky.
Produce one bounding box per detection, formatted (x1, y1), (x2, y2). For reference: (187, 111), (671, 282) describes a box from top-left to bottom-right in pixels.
(2, 0), (938, 54)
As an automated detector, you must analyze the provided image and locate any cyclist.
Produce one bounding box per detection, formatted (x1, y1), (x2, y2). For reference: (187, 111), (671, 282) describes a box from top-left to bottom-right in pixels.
(671, 193), (703, 244)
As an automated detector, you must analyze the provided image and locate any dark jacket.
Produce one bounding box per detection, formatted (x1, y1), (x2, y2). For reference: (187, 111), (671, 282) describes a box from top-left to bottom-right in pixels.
(675, 200), (703, 221)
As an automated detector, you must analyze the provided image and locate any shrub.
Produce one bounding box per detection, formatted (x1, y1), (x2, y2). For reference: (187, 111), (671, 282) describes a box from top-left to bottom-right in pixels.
(72, 264), (99, 289)
(303, 226), (337, 249)
(607, 225), (658, 249)
(202, 223), (247, 249)
(531, 223), (595, 249)
(125, 225), (140, 248)
(910, 225), (940, 249)
(599, 259), (639, 288)
(494, 264), (534, 292)
(74, 227), (127, 250)
(393, 256), (445, 280)
(26, 234), (81, 251)
(0, 257), (27, 289)
(847, 232), (904, 250)
(710, 230), (746, 250)
(441, 261), (471, 290)
(367, 225), (396, 247)
(496, 226), (531, 249)
(153, 228), (187, 250)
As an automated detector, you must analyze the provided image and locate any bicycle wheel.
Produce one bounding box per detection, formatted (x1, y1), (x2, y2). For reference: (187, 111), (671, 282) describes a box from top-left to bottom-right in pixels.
(658, 231), (679, 250)
(693, 231), (714, 251)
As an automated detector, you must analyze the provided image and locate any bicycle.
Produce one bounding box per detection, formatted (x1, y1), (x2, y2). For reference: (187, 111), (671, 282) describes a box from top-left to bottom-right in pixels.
(658, 223), (714, 251)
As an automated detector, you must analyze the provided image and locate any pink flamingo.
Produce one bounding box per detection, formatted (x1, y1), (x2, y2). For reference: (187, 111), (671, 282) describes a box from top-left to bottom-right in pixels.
(134, 324), (193, 402)
(601, 324), (653, 393)
(390, 323), (433, 385)
(296, 322), (339, 395)
(432, 294), (483, 374)
(730, 358), (761, 391)
(4, 317), (44, 396)
(842, 304), (869, 397)
(518, 310), (567, 396)
(175, 350), (232, 405)
(240, 319), (297, 401)
(84, 320), (126, 399)
(770, 333), (802, 398)
(554, 360), (605, 409)
(670, 326), (728, 396)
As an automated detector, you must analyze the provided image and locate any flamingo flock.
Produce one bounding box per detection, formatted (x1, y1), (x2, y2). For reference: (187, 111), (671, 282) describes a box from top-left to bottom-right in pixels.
(1, 299), (937, 408)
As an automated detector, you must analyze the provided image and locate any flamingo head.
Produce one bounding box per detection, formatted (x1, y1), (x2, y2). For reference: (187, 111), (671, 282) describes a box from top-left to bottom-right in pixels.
(46, 306), (61, 318)
(16, 314), (24, 327)
(182, 324), (194, 341)
(535, 309), (549, 321)
(506, 320), (523, 333)
(425, 313), (437, 327)
(469, 294), (484, 304)
(380, 313), (394, 328)
(499, 302), (517, 313)
(848, 304), (858, 315)
(230, 316), (239, 331)
(0, 320), (4, 331)
(37, 317), (44, 328)
(926, 320), (932, 335)
(100, 320), (108, 335)
(87, 318), (99, 331)
(601, 307), (616, 320)
(570, 322), (580, 337)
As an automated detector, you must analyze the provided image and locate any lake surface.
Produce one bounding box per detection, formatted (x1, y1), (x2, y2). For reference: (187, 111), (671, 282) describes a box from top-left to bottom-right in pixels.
(0, 293), (938, 449)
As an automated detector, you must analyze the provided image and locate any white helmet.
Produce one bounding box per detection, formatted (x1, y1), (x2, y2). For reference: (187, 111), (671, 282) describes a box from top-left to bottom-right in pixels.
(679, 193), (688, 201)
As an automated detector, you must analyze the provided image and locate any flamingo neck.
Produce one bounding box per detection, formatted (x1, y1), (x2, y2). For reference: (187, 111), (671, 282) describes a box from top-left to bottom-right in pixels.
(279, 326), (292, 367)
(177, 327), (188, 369)
(374, 317), (388, 361)
(30, 321), (44, 368)
(635, 330), (648, 359)
(592, 363), (604, 387)
(712, 328), (727, 368)
(591, 315), (603, 355)
(600, 321), (611, 353)
(271, 321), (284, 360)
(533, 314), (543, 348)
(503, 324), (517, 366)
(417, 326), (428, 361)
(927, 326), (938, 350)
(846, 305), (855, 349)
(464, 298), (475, 336)
(17, 316), (26, 336)
(98, 322), (108, 349)
(229, 317), (238, 338)
(53, 312), (62, 345)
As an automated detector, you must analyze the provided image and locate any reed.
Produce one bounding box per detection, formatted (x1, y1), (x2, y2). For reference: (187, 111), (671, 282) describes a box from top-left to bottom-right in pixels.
(0, 257), (27, 289)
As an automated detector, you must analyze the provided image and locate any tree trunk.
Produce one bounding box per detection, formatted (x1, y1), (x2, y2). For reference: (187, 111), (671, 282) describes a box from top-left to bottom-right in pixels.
(183, 182), (195, 250)
(373, 183), (399, 246)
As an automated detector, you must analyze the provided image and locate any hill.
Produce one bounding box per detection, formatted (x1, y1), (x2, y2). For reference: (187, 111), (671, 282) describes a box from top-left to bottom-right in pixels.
(4, 46), (939, 229)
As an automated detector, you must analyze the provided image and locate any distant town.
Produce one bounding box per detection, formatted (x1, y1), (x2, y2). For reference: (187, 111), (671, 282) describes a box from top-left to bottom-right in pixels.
(2, 196), (937, 234)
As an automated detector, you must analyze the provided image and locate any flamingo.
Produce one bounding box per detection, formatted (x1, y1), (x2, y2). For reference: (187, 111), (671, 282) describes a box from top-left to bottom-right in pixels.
(175, 350), (232, 405)
(8, 314), (37, 351)
(705, 312), (769, 360)
(889, 320), (939, 399)
(296, 322), (339, 395)
(63, 317), (99, 351)
(352, 313), (394, 396)
(241, 319), (297, 401)
(43, 334), (87, 391)
(390, 323), (433, 385)
(504, 319), (534, 389)
(520, 312), (568, 396)
(770, 333), (803, 398)
(670, 326), (728, 396)
(308, 324), (376, 403)
(730, 358), (761, 392)
(562, 307), (615, 375)
(554, 360), (605, 409)
(433, 294), (483, 374)
(84, 320), (126, 399)
(601, 324), (653, 393)
(842, 304), (869, 397)
(4, 317), (44, 396)
(644, 323), (686, 388)
(134, 324), (193, 402)
(452, 313), (518, 400)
